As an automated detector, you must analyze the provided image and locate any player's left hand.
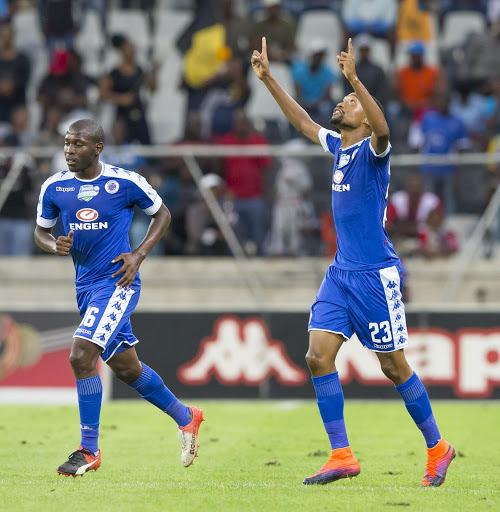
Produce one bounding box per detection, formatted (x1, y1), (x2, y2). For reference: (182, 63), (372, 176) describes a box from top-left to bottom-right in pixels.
(337, 38), (357, 83)
(111, 253), (143, 288)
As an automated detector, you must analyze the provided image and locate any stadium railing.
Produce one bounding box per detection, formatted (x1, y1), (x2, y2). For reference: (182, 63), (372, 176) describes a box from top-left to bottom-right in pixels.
(0, 144), (498, 304)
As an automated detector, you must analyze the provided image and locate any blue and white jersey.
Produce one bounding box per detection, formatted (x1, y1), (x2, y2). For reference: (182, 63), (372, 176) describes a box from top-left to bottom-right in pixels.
(318, 127), (400, 271)
(36, 162), (162, 290)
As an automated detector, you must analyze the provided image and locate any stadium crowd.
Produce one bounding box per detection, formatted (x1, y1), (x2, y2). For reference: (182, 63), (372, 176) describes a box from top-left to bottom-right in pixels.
(0, 0), (499, 258)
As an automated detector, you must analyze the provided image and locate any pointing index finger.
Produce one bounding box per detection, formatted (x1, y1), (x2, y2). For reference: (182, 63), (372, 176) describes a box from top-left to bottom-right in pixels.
(262, 36), (267, 58)
(348, 38), (353, 56)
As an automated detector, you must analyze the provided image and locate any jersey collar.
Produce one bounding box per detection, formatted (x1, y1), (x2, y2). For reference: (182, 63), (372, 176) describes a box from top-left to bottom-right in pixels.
(341, 136), (370, 152)
(73, 162), (104, 182)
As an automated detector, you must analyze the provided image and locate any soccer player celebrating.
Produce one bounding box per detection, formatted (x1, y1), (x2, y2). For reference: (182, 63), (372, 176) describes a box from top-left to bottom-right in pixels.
(251, 38), (455, 487)
(34, 119), (203, 476)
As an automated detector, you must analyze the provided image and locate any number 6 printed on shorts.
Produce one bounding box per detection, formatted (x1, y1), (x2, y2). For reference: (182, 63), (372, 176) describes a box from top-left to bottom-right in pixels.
(82, 307), (99, 327)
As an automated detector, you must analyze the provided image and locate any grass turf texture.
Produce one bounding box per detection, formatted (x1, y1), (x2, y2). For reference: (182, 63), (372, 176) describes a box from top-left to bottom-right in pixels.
(0, 401), (498, 511)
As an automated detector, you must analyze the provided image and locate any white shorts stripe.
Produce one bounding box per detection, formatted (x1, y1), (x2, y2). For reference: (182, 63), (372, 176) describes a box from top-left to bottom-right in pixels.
(379, 266), (409, 349)
(92, 287), (135, 346)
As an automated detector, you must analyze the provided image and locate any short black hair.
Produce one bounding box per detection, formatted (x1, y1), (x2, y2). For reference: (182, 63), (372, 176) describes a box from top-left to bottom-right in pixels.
(68, 119), (104, 143)
(111, 34), (127, 49)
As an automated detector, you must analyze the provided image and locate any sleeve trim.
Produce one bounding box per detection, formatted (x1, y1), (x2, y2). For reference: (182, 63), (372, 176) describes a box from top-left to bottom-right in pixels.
(369, 140), (391, 158)
(143, 195), (162, 216)
(36, 216), (58, 228)
(318, 127), (340, 153)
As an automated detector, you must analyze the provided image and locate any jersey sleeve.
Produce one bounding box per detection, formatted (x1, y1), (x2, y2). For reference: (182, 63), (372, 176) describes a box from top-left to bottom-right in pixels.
(36, 180), (60, 228)
(318, 127), (341, 155)
(367, 137), (391, 168)
(128, 173), (163, 215)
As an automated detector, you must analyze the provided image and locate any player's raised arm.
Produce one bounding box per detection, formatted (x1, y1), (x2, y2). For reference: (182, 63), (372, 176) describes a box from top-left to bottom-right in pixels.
(251, 37), (322, 145)
(337, 38), (389, 154)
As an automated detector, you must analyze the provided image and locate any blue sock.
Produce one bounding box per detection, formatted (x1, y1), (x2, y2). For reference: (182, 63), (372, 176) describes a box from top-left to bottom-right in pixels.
(396, 372), (441, 448)
(312, 372), (349, 450)
(76, 375), (102, 455)
(130, 362), (191, 427)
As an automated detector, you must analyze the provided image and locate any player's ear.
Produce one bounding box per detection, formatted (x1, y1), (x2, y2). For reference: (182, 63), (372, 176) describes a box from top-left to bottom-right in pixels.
(95, 142), (104, 155)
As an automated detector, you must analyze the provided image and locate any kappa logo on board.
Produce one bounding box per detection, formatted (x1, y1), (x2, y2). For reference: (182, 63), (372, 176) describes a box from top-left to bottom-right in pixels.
(178, 316), (308, 386)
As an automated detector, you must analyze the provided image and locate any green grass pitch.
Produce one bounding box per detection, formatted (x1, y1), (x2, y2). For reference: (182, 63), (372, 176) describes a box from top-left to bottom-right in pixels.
(0, 400), (499, 511)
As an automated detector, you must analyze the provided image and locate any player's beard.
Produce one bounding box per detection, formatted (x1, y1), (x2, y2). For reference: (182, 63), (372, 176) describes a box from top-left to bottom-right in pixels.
(329, 114), (343, 127)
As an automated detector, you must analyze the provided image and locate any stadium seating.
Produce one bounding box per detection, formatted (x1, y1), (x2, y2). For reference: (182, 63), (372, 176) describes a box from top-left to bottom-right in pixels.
(295, 9), (342, 69)
(247, 62), (294, 122)
(75, 11), (106, 76)
(440, 11), (487, 50)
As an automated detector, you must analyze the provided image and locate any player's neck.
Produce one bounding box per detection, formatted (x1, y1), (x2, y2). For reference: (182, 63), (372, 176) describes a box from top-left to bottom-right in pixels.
(75, 161), (102, 181)
(340, 128), (369, 149)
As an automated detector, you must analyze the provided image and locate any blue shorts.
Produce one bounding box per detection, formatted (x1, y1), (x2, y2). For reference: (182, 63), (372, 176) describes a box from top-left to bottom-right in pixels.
(74, 282), (141, 362)
(308, 264), (409, 352)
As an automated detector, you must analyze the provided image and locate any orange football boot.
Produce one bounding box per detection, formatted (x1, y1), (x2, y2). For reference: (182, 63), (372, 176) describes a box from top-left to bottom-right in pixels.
(422, 438), (455, 487)
(178, 406), (204, 467)
(303, 446), (360, 485)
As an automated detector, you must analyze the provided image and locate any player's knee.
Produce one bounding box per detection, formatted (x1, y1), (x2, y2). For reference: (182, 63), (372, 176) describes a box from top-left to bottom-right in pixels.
(69, 348), (93, 374)
(379, 359), (400, 383)
(111, 364), (141, 384)
(305, 350), (327, 374)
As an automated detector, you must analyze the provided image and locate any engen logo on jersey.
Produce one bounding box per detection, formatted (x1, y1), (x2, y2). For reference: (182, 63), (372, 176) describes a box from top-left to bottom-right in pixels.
(332, 169), (350, 192)
(333, 170), (344, 184)
(70, 208), (108, 230)
(77, 184), (100, 202)
(76, 208), (99, 222)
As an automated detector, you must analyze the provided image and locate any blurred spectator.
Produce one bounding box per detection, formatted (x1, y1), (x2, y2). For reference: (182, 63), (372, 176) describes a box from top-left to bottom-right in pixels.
(185, 173), (238, 255)
(396, 0), (435, 43)
(80, 0), (109, 46)
(341, 0), (397, 53)
(321, 210), (337, 259)
(99, 34), (158, 145)
(220, 109), (273, 255)
(0, 152), (35, 256)
(343, 33), (387, 106)
(417, 208), (458, 259)
(200, 55), (251, 139)
(3, 104), (32, 148)
(101, 118), (147, 172)
(39, 0), (77, 54)
(250, 0), (296, 63)
(0, 21), (30, 123)
(454, 12), (500, 91)
(159, 111), (217, 255)
(178, 1), (229, 113)
(450, 87), (489, 149)
(292, 39), (335, 126)
(386, 173), (442, 254)
(37, 49), (92, 129)
(414, 91), (469, 213)
(219, 0), (250, 58)
(267, 140), (314, 256)
(393, 41), (445, 120)
(33, 105), (64, 178)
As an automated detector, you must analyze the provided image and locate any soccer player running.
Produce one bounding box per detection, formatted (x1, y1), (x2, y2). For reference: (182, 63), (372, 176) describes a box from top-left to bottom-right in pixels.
(251, 38), (455, 487)
(34, 119), (203, 477)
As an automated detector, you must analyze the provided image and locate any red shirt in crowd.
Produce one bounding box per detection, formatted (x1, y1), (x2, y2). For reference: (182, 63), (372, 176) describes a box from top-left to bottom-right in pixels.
(220, 132), (272, 199)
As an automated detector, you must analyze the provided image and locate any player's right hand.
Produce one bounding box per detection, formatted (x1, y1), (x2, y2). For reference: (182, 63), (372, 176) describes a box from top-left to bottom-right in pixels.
(55, 230), (73, 256)
(251, 37), (270, 80)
